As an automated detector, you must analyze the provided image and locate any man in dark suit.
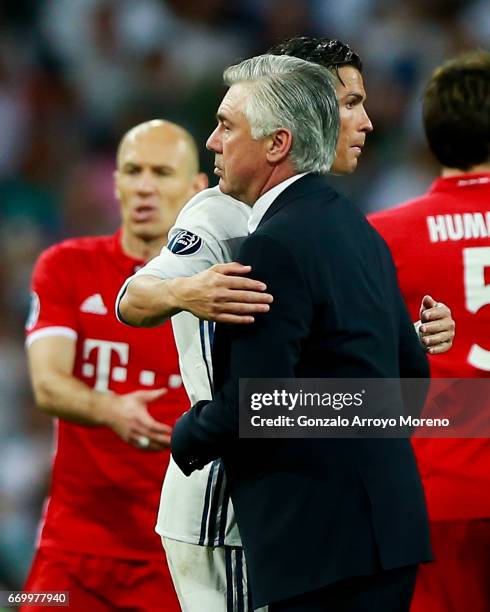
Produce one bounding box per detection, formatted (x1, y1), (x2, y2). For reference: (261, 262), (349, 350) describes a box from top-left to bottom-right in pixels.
(172, 53), (431, 611)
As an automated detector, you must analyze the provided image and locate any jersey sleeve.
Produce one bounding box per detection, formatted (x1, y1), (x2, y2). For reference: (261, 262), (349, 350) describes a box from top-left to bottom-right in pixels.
(162, 189), (250, 271)
(115, 190), (250, 321)
(25, 245), (78, 346)
(139, 223), (224, 280)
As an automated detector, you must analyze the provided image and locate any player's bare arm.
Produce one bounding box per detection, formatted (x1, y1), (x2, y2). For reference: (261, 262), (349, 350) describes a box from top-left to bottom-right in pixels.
(418, 295), (455, 355)
(28, 334), (171, 450)
(120, 262), (273, 326)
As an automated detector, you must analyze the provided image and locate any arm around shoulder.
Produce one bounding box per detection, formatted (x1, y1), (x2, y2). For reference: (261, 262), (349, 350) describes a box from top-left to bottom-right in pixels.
(118, 274), (187, 327)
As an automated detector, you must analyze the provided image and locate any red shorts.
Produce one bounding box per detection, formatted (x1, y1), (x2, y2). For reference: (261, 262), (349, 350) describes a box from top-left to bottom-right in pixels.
(411, 519), (490, 612)
(21, 547), (180, 612)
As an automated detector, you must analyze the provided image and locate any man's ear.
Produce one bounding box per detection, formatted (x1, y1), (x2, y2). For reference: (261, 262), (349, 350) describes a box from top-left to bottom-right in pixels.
(266, 128), (293, 164)
(113, 170), (121, 201)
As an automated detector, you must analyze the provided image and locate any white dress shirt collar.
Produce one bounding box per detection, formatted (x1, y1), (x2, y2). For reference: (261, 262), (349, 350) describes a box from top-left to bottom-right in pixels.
(247, 173), (308, 234)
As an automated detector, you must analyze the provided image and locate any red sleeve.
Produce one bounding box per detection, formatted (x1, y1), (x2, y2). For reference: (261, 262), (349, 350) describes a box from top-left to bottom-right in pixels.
(26, 244), (79, 343)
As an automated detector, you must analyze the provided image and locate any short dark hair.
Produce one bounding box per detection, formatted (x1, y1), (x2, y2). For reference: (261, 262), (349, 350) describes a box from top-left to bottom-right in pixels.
(423, 50), (490, 170)
(268, 37), (362, 85)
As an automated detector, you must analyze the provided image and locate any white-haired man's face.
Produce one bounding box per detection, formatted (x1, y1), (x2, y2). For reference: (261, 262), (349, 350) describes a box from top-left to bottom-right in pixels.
(207, 84), (272, 205)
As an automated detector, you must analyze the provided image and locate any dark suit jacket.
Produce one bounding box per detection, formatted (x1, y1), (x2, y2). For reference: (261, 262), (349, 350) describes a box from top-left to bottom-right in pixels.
(172, 174), (431, 608)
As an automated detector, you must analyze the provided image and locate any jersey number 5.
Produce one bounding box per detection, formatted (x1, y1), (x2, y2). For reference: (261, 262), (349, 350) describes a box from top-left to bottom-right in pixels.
(463, 246), (490, 371)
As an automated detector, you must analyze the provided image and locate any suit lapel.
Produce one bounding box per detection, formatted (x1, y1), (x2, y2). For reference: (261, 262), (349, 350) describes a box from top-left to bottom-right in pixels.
(212, 175), (333, 392)
(257, 173), (331, 229)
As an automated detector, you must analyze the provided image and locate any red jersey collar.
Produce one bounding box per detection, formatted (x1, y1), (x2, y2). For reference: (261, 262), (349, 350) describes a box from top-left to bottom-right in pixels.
(430, 172), (490, 194)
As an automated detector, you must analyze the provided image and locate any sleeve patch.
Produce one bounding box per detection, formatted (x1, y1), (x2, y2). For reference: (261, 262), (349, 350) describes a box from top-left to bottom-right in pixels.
(25, 291), (40, 331)
(167, 230), (203, 256)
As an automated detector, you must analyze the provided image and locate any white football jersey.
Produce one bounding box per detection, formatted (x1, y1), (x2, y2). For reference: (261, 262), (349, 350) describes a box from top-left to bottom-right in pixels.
(119, 186), (250, 546)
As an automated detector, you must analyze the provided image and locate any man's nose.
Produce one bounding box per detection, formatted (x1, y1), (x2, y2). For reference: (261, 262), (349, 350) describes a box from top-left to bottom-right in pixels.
(136, 170), (157, 193)
(361, 108), (373, 133)
(206, 127), (222, 153)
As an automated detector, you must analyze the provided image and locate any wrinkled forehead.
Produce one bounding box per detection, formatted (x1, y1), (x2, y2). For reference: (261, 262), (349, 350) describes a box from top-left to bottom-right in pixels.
(217, 83), (250, 121)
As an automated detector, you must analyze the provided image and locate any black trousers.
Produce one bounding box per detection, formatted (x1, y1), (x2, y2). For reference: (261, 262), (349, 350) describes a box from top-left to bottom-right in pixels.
(268, 565), (418, 612)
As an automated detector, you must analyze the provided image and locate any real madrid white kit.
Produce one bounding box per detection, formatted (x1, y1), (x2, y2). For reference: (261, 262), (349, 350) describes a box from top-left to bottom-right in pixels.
(117, 187), (263, 611)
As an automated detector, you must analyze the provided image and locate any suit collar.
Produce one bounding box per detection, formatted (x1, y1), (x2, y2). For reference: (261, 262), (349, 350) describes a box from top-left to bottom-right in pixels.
(248, 173), (308, 233)
(257, 173), (331, 229)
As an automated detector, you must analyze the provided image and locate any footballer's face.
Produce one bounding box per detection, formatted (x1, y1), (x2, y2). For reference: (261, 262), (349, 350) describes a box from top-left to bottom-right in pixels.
(331, 66), (373, 175)
(206, 84), (272, 205)
(115, 122), (205, 244)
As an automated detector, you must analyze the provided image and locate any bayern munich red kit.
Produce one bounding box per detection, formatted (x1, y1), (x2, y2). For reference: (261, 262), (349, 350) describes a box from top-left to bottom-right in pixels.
(24, 231), (187, 611)
(369, 173), (490, 612)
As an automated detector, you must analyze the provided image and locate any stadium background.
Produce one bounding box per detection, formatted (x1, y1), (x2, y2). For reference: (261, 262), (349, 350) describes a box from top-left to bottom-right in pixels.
(0, 0), (488, 590)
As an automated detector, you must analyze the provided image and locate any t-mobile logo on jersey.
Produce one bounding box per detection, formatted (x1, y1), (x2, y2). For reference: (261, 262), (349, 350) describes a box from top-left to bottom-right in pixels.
(82, 339), (129, 391)
(81, 339), (182, 391)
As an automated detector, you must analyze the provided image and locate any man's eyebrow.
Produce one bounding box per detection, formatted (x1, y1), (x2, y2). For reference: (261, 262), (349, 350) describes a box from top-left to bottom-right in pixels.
(151, 164), (175, 172)
(216, 111), (230, 123)
(122, 162), (174, 172)
(342, 92), (365, 102)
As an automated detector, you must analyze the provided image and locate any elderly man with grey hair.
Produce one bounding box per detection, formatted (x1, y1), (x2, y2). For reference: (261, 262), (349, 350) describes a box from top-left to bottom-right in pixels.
(171, 53), (431, 612)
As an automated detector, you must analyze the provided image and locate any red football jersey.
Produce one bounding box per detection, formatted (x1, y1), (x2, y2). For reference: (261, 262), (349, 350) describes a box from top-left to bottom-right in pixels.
(26, 231), (189, 559)
(369, 173), (490, 520)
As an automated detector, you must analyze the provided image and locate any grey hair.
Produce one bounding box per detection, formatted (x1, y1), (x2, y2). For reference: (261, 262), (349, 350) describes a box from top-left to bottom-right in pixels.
(223, 54), (339, 173)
